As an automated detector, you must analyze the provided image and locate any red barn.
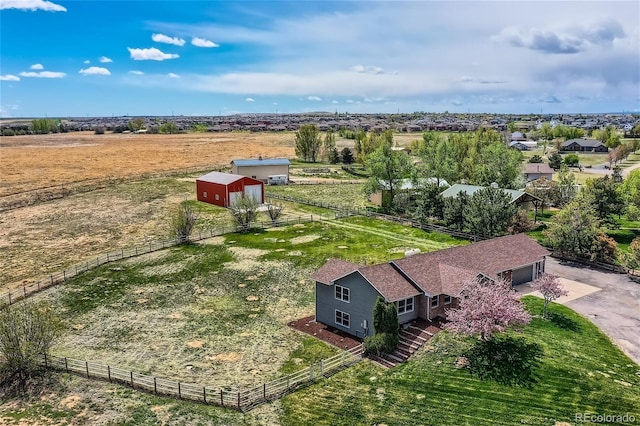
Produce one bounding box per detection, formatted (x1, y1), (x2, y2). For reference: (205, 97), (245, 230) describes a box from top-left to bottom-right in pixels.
(196, 172), (264, 208)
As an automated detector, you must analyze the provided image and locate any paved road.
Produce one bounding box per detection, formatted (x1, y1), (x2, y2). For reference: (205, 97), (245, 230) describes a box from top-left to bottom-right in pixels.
(545, 257), (640, 365)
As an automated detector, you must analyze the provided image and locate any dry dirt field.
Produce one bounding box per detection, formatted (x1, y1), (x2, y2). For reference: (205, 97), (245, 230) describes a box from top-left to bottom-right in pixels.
(0, 131), (295, 195)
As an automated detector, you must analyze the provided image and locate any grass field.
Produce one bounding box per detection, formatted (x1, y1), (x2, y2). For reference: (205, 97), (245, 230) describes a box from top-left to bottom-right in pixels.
(280, 297), (640, 425)
(27, 219), (462, 387)
(2, 218), (462, 424)
(0, 131), (295, 195)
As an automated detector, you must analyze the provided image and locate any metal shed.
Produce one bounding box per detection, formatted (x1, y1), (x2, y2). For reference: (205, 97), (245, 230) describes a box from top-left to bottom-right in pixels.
(231, 157), (290, 181)
(196, 172), (264, 208)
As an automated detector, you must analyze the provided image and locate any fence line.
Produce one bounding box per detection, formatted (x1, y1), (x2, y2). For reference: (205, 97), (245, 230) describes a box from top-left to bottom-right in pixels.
(289, 179), (363, 185)
(43, 344), (363, 412)
(0, 164), (231, 212)
(0, 214), (323, 307)
(265, 192), (483, 242)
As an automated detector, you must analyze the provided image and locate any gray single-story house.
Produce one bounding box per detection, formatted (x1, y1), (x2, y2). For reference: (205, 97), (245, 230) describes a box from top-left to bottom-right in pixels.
(560, 138), (608, 153)
(231, 157), (291, 182)
(313, 234), (550, 339)
(523, 163), (555, 182)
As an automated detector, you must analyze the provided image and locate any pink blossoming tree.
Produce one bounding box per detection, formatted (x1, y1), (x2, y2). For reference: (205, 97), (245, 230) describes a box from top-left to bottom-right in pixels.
(445, 276), (531, 341)
(531, 273), (568, 319)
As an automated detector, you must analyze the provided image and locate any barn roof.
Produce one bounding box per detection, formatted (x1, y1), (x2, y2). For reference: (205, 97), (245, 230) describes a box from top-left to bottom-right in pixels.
(232, 158), (291, 167)
(440, 183), (537, 204)
(197, 171), (245, 185)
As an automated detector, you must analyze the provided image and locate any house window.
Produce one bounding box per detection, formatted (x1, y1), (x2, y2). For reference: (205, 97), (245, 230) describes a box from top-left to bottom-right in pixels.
(203, 192), (208, 198)
(335, 285), (350, 302)
(431, 295), (439, 308)
(335, 310), (350, 328)
(444, 295), (452, 305)
(215, 194), (219, 201)
(397, 297), (414, 314)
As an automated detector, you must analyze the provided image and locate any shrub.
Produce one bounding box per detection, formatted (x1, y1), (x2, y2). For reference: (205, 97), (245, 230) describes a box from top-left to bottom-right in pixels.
(363, 332), (397, 356)
(564, 154), (579, 167)
(2, 129), (15, 136)
(0, 302), (62, 395)
(94, 127), (105, 135)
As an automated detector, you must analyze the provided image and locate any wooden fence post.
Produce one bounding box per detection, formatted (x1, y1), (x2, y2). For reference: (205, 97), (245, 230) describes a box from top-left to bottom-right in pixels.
(63, 270), (66, 281)
(263, 383), (266, 399)
(7, 292), (11, 305)
(107, 365), (112, 383)
(178, 382), (181, 399)
(50, 275), (53, 285)
(130, 371), (134, 388)
(203, 387), (207, 403)
(23, 286), (27, 299)
(237, 391), (240, 409)
(64, 357), (69, 372)
(220, 390), (224, 406)
(154, 377), (157, 394)
(86, 361), (89, 378)
(44, 353), (47, 368)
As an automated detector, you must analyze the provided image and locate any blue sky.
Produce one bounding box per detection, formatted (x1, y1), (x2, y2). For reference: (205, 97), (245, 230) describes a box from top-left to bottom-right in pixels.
(0, 0), (638, 117)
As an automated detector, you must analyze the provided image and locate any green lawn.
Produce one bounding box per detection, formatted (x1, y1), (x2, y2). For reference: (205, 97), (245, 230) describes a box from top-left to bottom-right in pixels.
(266, 183), (371, 209)
(281, 297), (640, 425)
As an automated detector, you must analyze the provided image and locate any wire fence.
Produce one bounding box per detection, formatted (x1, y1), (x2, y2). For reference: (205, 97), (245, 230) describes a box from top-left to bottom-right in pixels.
(0, 214), (325, 307)
(0, 164), (230, 212)
(43, 344), (363, 412)
(265, 192), (483, 242)
(289, 179), (364, 185)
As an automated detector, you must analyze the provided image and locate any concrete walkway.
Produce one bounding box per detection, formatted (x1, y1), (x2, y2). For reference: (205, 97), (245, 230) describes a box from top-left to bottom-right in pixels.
(523, 258), (640, 365)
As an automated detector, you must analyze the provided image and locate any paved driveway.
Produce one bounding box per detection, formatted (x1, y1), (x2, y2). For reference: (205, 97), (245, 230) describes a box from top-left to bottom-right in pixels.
(540, 258), (640, 365)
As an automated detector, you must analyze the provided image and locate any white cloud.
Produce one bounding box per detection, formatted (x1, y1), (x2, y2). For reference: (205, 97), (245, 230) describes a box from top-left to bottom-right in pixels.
(84, 60), (90, 64)
(99, 56), (113, 63)
(168, 73), (179, 78)
(331, 100), (339, 104)
(245, 97), (255, 102)
(350, 64), (384, 74)
(19, 71), (65, 78)
(152, 33), (185, 46)
(30, 63), (44, 70)
(0, 0), (66, 12)
(0, 75), (20, 81)
(128, 47), (179, 61)
(128, 70), (144, 75)
(79, 67), (110, 76)
(191, 37), (219, 48)
(306, 96), (322, 101)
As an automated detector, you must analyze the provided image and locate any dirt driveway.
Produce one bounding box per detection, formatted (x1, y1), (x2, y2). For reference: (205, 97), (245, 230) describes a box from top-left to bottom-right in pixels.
(543, 258), (640, 365)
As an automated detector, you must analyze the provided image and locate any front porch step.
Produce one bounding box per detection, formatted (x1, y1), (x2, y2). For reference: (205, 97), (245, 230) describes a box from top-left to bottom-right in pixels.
(398, 336), (421, 350)
(406, 325), (433, 339)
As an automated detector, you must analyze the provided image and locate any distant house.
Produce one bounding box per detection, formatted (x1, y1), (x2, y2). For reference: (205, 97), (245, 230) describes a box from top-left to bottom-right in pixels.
(440, 183), (540, 206)
(509, 141), (538, 151)
(231, 157), (291, 182)
(196, 172), (264, 208)
(510, 131), (526, 142)
(523, 163), (555, 182)
(560, 138), (608, 153)
(313, 234), (550, 339)
(369, 178), (449, 207)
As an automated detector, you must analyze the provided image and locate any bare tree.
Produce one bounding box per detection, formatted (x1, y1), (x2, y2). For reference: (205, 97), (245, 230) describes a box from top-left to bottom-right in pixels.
(229, 195), (259, 231)
(266, 203), (283, 224)
(171, 203), (198, 243)
(0, 302), (62, 394)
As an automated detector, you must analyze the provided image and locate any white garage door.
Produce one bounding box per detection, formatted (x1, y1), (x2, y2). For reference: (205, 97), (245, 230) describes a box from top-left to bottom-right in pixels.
(244, 184), (262, 203)
(229, 191), (243, 205)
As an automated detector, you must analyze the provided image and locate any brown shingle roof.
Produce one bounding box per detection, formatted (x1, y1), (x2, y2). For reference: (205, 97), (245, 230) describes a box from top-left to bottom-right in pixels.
(311, 258), (359, 284)
(392, 234), (550, 296)
(524, 163), (554, 174)
(312, 235), (549, 300)
(359, 263), (421, 302)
